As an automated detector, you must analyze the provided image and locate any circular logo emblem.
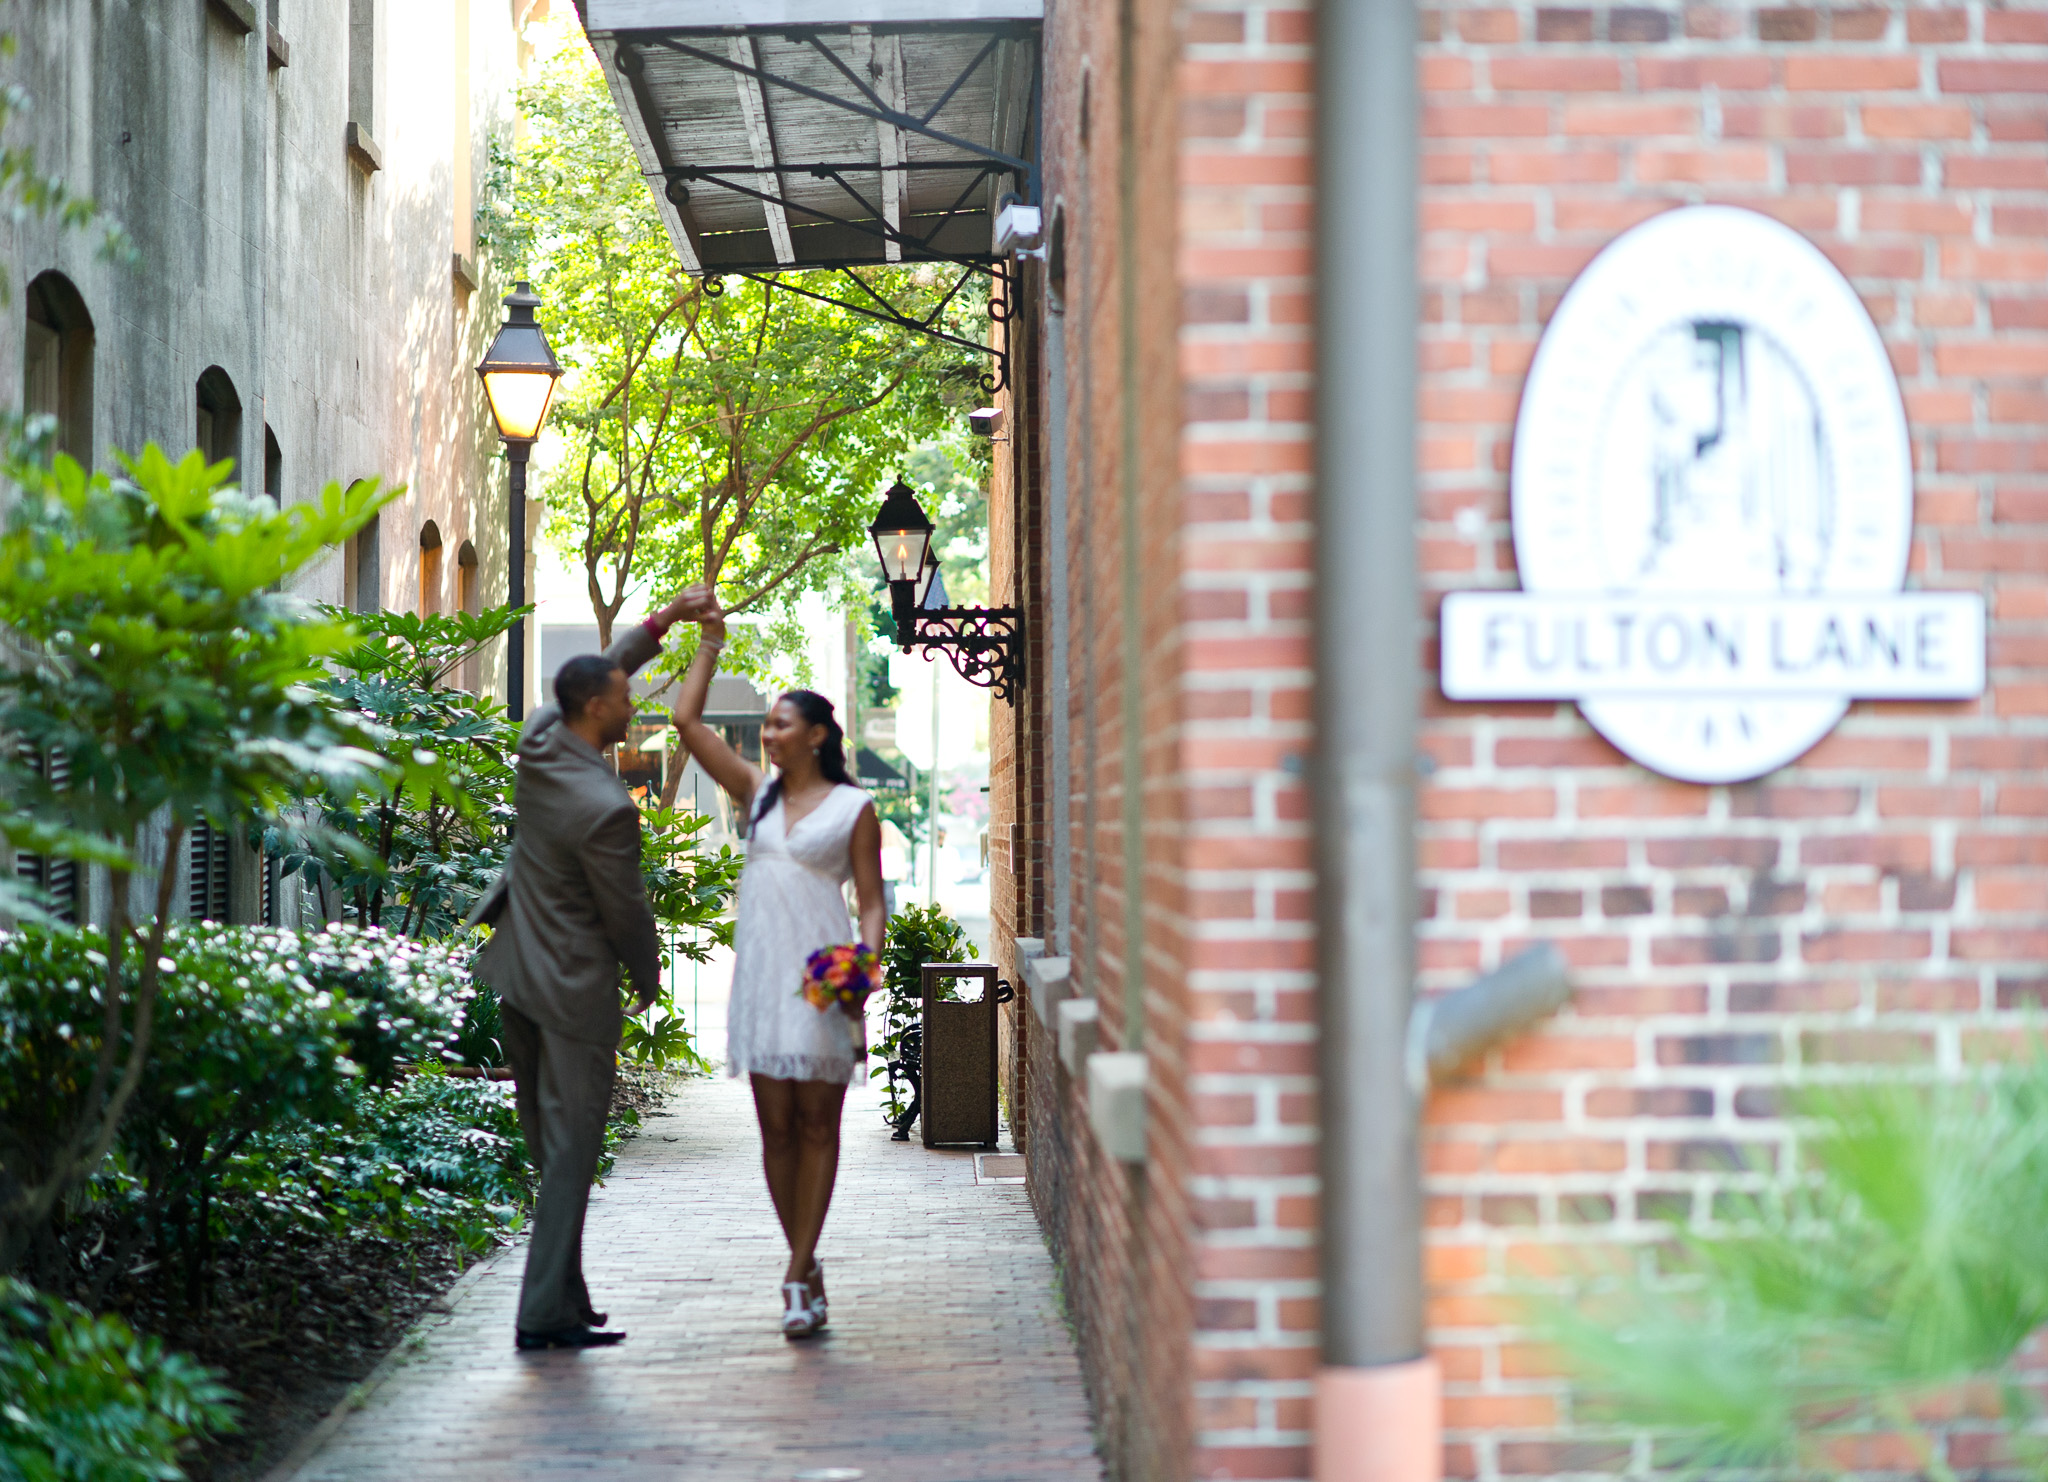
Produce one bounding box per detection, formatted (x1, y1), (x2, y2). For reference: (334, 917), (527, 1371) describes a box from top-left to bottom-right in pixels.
(1510, 205), (1914, 782)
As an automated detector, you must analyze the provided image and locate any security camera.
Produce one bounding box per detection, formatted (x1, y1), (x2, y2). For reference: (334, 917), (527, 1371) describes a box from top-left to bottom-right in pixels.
(968, 406), (1004, 437)
(993, 201), (1044, 259)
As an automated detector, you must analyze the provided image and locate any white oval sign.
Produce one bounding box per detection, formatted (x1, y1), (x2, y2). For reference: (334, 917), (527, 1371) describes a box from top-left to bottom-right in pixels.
(1439, 205), (1979, 783)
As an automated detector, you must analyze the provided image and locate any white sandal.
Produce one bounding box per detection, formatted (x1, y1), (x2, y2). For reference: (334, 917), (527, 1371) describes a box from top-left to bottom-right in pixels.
(808, 1258), (828, 1330)
(781, 1280), (820, 1339)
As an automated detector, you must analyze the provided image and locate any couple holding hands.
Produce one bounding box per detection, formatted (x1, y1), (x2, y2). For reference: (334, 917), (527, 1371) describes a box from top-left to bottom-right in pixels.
(469, 584), (885, 1350)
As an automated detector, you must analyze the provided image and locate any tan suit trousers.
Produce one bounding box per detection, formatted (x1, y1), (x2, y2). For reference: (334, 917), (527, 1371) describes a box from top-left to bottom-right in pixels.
(502, 1002), (616, 1335)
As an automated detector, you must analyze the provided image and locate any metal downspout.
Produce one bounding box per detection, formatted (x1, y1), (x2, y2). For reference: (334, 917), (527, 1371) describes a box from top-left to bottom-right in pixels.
(1311, 0), (1436, 1474)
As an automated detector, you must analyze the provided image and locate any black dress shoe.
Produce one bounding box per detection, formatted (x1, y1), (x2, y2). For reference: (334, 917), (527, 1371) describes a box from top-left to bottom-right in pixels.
(582, 1310), (608, 1328)
(515, 1326), (626, 1351)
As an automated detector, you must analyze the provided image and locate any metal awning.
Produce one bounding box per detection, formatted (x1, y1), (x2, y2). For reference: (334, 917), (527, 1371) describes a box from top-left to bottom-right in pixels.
(578, 0), (1041, 278)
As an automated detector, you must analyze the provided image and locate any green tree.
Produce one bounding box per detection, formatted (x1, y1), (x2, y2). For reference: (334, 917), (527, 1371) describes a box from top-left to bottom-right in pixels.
(0, 444), (390, 1271)
(481, 35), (978, 679)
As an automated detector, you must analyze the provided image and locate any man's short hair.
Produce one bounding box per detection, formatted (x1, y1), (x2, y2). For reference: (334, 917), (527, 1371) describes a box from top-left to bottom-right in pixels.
(555, 654), (623, 720)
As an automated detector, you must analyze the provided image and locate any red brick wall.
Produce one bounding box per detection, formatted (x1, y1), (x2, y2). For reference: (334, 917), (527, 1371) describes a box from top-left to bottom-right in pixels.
(1011, 0), (1321, 1475)
(1176, 0), (1321, 1477)
(1414, 5), (2048, 1479)
(1013, 0), (1204, 1471)
(1016, 2), (2043, 1479)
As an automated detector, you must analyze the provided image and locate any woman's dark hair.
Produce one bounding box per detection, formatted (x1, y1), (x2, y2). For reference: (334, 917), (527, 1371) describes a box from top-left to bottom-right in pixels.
(749, 689), (853, 834)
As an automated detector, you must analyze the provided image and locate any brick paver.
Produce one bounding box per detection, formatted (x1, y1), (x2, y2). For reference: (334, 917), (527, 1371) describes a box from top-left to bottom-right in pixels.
(282, 1077), (1103, 1482)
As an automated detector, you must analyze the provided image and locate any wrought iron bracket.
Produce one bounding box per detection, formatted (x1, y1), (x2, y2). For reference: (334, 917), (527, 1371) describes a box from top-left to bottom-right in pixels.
(899, 603), (1025, 704)
(725, 262), (1012, 396)
(610, 26), (1037, 388)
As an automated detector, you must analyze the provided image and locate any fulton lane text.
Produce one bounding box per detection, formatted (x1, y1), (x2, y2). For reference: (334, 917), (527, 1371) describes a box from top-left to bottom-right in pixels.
(1439, 593), (1986, 700)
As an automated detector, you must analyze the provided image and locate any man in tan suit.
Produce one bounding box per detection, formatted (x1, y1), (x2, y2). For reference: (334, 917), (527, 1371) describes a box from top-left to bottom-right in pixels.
(469, 591), (702, 1350)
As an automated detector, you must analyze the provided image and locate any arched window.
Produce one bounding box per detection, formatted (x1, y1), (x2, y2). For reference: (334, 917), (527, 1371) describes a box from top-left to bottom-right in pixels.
(457, 540), (480, 689)
(263, 424), (283, 505)
(344, 481), (380, 614)
(195, 366), (241, 475)
(14, 274), (91, 918)
(419, 520), (443, 617)
(23, 271), (93, 465)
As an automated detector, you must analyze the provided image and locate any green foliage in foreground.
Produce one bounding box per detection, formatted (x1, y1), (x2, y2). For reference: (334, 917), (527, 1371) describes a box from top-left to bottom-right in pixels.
(1541, 1057), (2048, 1480)
(0, 1277), (236, 1482)
(0, 443), (392, 1271)
(871, 903), (976, 1123)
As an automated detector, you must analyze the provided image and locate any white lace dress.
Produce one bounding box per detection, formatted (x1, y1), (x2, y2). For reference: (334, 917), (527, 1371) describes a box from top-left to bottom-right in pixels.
(725, 782), (873, 1085)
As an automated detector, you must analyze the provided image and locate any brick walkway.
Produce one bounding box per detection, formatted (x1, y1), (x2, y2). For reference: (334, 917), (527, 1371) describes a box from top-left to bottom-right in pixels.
(278, 1076), (1102, 1482)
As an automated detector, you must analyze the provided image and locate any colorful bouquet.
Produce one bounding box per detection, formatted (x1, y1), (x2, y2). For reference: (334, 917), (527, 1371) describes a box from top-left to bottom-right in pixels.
(801, 942), (880, 1015)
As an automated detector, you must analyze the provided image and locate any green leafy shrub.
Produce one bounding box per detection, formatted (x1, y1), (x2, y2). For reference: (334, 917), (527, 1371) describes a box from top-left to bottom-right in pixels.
(1541, 1055), (2048, 1478)
(870, 903), (975, 1123)
(450, 980), (506, 1069)
(0, 1276), (236, 1481)
(615, 805), (741, 1076)
(225, 1071), (529, 1255)
(639, 804), (744, 948)
(619, 989), (711, 1073)
(0, 443), (391, 1269)
(288, 607), (524, 937)
(282, 925), (474, 1086)
(0, 924), (473, 1293)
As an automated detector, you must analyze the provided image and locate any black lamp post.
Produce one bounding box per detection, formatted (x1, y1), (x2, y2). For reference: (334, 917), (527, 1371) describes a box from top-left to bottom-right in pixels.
(868, 479), (1023, 701)
(475, 281), (563, 720)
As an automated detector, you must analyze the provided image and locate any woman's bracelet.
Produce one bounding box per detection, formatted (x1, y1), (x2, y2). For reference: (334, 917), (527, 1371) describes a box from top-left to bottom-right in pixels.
(698, 637), (725, 655)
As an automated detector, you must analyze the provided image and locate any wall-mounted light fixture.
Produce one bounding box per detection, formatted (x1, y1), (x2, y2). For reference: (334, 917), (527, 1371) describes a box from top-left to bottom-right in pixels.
(869, 479), (1023, 702)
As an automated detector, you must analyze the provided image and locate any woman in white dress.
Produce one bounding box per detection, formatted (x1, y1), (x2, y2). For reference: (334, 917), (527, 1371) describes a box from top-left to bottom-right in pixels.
(668, 592), (885, 1339)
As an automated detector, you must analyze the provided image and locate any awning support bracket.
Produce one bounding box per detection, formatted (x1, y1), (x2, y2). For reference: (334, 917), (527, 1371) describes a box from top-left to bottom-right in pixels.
(720, 262), (1011, 396)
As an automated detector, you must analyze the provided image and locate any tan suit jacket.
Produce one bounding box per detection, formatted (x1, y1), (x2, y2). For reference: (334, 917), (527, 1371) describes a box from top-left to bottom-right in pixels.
(470, 624), (664, 1046)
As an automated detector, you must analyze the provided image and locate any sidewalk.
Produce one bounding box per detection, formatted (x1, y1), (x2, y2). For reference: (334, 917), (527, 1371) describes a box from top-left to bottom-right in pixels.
(280, 1076), (1103, 1482)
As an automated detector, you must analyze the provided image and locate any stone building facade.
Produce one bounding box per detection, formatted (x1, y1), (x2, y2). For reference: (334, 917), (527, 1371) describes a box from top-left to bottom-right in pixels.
(985, 0), (2048, 1479)
(2, 0), (537, 921)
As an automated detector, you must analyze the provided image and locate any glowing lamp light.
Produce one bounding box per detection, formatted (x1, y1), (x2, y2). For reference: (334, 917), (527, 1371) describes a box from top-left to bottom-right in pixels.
(475, 282), (563, 443)
(869, 480), (934, 587)
(473, 281), (563, 722)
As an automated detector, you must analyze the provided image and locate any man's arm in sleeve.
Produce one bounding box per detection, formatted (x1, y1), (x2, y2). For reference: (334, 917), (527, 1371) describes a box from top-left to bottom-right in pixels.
(604, 620), (662, 681)
(579, 803), (664, 1008)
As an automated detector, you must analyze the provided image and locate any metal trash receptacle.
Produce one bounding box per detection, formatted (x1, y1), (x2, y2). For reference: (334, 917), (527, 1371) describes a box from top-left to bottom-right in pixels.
(920, 961), (998, 1149)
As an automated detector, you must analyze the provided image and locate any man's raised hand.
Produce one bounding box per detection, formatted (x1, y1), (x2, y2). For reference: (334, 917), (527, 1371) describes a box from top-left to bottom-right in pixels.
(654, 585), (719, 629)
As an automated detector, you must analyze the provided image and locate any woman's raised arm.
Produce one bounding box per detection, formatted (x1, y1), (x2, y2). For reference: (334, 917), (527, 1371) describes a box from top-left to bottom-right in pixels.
(669, 599), (762, 814)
